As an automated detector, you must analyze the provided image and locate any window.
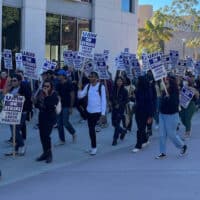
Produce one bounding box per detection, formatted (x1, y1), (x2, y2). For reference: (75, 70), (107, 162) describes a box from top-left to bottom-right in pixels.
(121, 0), (134, 13)
(2, 6), (21, 53)
(46, 13), (91, 66)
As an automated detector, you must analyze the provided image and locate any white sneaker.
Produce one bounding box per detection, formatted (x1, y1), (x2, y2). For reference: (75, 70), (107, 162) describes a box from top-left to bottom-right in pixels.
(132, 148), (140, 153)
(54, 140), (65, 147)
(142, 141), (150, 148)
(79, 119), (86, 123)
(90, 148), (97, 155)
(18, 146), (26, 156)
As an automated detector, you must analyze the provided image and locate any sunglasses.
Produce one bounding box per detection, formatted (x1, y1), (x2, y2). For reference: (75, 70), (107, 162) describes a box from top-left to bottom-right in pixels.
(12, 79), (18, 82)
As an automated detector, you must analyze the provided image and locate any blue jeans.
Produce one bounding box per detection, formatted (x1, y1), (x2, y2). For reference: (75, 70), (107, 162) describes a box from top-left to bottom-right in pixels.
(57, 107), (76, 142)
(159, 113), (184, 154)
(10, 112), (27, 151)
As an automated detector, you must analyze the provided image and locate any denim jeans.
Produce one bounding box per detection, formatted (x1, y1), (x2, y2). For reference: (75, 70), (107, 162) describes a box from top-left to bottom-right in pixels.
(10, 112), (27, 151)
(159, 113), (184, 154)
(57, 107), (76, 142)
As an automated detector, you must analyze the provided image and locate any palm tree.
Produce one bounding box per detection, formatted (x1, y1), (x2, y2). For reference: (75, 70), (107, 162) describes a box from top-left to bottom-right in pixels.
(186, 37), (200, 59)
(138, 19), (173, 56)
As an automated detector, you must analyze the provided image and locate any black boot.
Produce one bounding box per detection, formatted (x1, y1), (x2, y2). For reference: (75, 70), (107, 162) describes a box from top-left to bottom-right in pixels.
(46, 150), (52, 163)
(36, 153), (47, 162)
(112, 140), (117, 146)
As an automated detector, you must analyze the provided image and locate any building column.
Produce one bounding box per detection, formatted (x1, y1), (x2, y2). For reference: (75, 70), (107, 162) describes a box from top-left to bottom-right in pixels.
(21, 0), (46, 74)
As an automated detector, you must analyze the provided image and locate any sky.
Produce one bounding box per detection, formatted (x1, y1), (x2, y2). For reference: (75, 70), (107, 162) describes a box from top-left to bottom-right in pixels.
(139, 0), (200, 11)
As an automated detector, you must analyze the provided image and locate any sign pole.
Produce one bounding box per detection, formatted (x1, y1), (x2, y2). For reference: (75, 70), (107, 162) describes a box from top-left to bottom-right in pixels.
(161, 78), (169, 96)
(12, 125), (16, 157)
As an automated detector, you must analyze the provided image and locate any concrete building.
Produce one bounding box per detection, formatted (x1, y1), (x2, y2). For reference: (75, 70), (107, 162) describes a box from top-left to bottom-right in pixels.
(138, 5), (153, 29)
(0, 0), (138, 73)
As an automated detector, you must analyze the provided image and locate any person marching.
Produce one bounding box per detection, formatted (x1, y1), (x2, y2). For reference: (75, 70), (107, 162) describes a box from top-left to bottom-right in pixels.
(180, 76), (199, 138)
(35, 80), (59, 163)
(156, 75), (187, 159)
(111, 76), (129, 146)
(78, 71), (107, 155)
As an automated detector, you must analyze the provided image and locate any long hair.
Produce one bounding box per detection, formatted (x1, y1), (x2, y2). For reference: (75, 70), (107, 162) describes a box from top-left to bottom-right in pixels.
(42, 80), (54, 95)
(168, 76), (179, 95)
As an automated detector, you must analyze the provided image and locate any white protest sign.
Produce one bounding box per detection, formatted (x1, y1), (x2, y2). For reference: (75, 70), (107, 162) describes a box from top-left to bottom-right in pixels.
(130, 58), (141, 78)
(78, 31), (97, 59)
(73, 52), (83, 70)
(15, 53), (23, 70)
(96, 56), (109, 80)
(103, 50), (109, 62)
(115, 55), (125, 71)
(83, 59), (94, 77)
(170, 50), (179, 68)
(176, 60), (186, 77)
(162, 54), (172, 72)
(148, 52), (167, 81)
(63, 50), (74, 67)
(180, 86), (194, 108)
(22, 51), (38, 80)
(0, 94), (25, 125)
(3, 49), (13, 70)
(43, 59), (57, 72)
(142, 53), (150, 72)
(124, 48), (129, 54)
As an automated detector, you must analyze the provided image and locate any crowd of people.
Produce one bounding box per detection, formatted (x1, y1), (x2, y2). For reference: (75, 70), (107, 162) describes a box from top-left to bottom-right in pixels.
(0, 63), (200, 171)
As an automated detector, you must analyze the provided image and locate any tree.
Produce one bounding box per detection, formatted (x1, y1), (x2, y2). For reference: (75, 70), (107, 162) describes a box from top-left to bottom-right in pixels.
(138, 19), (173, 56)
(186, 37), (200, 59)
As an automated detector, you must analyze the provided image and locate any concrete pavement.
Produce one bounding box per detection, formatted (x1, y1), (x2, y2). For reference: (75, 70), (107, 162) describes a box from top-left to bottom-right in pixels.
(0, 110), (200, 199)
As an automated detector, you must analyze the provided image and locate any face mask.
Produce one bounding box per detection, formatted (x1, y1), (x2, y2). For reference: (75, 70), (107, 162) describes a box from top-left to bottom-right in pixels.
(183, 81), (188, 86)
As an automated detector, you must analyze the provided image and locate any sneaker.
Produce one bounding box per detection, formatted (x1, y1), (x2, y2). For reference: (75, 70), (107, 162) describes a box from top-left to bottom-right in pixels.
(54, 140), (65, 147)
(132, 148), (140, 153)
(18, 146), (26, 156)
(90, 148), (97, 156)
(154, 125), (159, 130)
(72, 134), (77, 143)
(142, 141), (150, 148)
(79, 119), (86, 124)
(95, 127), (101, 133)
(155, 153), (166, 159)
(180, 145), (187, 155)
(4, 150), (18, 156)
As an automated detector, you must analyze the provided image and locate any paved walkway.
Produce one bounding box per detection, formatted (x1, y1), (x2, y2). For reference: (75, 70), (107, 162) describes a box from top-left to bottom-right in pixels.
(0, 110), (200, 199)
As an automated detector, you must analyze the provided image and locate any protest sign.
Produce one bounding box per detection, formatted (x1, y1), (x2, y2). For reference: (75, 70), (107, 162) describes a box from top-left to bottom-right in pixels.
(130, 58), (141, 78)
(176, 60), (186, 77)
(162, 54), (172, 72)
(169, 50), (179, 68)
(141, 52), (150, 72)
(63, 50), (74, 67)
(103, 50), (109, 62)
(0, 94), (25, 125)
(96, 57), (109, 80)
(124, 48), (129, 54)
(83, 59), (94, 77)
(78, 31), (97, 59)
(43, 59), (57, 72)
(73, 52), (83, 70)
(15, 53), (23, 70)
(115, 55), (125, 71)
(180, 86), (194, 108)
(148, 52), (167, 81)
(22, 51), (38, 80)
(3, 49), (13, 70)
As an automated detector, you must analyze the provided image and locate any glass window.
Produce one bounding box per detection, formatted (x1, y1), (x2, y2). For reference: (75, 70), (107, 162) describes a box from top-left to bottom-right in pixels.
(77, 19), (90, 49)
(121, 0), (134, 13)
(61, 16), (77, 63)
(46, 13), (91, 66)
(2, 6), (21, 53)
(46, 13), (61, 62)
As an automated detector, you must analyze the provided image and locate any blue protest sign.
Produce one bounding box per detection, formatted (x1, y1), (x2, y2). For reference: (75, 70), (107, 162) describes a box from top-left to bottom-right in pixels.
(180, 86), (194, 108)
(169, 50), (179, 68)
(15, 53), (23, 70)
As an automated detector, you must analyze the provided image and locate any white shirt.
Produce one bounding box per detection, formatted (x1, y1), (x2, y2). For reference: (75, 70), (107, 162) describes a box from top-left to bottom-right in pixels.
(78, 82), (106, 115)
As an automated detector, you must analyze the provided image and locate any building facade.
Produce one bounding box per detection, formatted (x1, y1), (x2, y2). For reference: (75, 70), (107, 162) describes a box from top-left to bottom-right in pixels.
(0, 0), (138, 72)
